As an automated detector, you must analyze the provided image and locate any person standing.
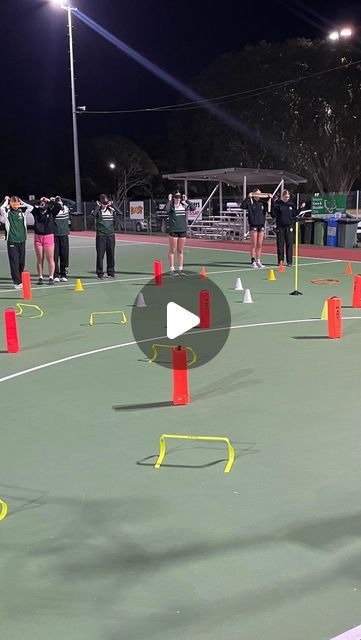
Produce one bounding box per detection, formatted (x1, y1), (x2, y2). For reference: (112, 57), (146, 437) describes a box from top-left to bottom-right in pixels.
(165, 191), (196, 276)
(53, 196), (70, 282)
(92, 194), (119, 279)
(271, 190), (305, 266)
(241, 189), (272, 268)
(0, 196), (33, 290)
(32, 197), (60, 285)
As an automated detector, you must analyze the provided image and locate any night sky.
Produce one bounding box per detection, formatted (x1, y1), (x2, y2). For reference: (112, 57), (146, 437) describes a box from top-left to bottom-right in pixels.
(1, 0), (360, 196)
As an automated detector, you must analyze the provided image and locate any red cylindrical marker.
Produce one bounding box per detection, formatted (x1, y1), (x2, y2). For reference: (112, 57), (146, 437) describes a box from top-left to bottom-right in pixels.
(154, 260), (163, 286)
(172, 346), (189, 405)
(4, 309), (20, 353)
(22, 271), (32, 300)
(199, 290), (211, 329)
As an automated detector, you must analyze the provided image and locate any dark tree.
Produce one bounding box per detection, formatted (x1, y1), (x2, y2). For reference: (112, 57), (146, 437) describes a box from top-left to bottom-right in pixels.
(168, 39), (361, 193)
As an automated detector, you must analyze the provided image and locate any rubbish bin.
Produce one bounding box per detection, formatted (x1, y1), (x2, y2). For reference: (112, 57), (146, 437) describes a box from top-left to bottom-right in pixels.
(326, 218), (338, 247)
(314, 219), (327, 246)
(70, 213), (85, 231)
(300, 219), (314, 244)
(337, 219), (358, 249)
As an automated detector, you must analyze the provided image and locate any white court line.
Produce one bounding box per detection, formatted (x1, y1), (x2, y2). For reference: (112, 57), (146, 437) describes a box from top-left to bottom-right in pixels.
(0, 315), (360, 386)
(0, 260), (341, 295)
(115, 238), (357, 262)
(329, 624), (361, 640)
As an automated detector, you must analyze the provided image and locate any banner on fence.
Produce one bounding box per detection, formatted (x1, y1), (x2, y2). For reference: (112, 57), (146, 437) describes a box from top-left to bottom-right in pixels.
(188, 198), (202, 222)
(130, 201), (144, 220)
(312, 194), (346, 216)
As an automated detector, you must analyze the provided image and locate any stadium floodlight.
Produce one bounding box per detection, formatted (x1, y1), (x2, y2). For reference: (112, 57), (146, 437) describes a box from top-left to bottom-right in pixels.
(328, 31), (340, 41)
(109, 163), (116, 170)
(340, 27), (353, 38)
(51, 0), (81, 213)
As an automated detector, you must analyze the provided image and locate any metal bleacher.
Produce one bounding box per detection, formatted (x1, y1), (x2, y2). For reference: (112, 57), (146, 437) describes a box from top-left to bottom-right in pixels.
(189, 203), (248, 241)
(189, 203), (277, 242)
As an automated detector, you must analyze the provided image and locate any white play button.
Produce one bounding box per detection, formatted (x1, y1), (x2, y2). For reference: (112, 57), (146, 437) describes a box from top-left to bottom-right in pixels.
(167, 302), (200, 340)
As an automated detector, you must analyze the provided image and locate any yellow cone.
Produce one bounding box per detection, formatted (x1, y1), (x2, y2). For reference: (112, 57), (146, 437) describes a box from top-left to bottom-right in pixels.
(268, 269), (276, 281)
(321, 300), (328, 320)
(74, 278), (84, 292)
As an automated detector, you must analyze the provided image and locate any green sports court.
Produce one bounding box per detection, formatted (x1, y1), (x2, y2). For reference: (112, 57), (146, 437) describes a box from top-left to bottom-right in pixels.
(0, 233), (361, 640)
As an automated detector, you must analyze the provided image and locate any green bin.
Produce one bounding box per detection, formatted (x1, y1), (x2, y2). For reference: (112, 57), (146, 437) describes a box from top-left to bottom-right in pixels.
(300, 220), (314, 244)
(313, 219), (327, 246)
(337, 220), (358, 249)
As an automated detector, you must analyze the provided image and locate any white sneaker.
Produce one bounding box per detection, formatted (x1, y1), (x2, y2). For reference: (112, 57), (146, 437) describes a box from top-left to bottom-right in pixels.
(14, 283), (22, 290)
(256, 261), (265, 269)
(54, 277), (60, 282)
(60, 277), (68, 282)
(251, 261), (258, 269)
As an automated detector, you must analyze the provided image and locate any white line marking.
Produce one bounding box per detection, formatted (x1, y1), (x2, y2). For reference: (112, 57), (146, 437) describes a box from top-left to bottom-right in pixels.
(0, 316), (360, 386)
(0, 260), (342, 295)
(329, 624), (361, 640)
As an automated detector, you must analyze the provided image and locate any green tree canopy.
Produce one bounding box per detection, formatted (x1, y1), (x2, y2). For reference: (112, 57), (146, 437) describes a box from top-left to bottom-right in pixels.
(168, 39), (361, 193)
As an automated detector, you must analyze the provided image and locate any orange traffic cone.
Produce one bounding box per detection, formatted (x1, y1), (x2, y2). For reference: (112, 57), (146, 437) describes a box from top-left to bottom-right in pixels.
(278, 261), (285, 273)
(200, 266), (207, 280)
(345, 262), (353, 275)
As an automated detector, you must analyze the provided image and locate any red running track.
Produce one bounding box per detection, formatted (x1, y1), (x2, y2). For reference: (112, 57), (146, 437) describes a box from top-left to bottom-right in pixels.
(71, 232), (361, 262)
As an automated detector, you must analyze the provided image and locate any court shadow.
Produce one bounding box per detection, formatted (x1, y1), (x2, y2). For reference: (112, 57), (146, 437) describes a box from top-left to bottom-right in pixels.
(136, 454), (227, 469)
(112, 401), (173, 411)
(292, 336), (329, 340)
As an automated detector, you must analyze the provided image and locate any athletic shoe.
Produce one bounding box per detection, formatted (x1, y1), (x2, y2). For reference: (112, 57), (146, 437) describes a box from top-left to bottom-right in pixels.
(60, 276), (68, 282)
(54, 277), (60, 282)
(48, 278), (54, 286)
(108, 274), (116, 279)
(178, 270), (186, 276)
(287, 263), (293, 267)
(37, 277), (44, 285)
(256, 261), (265, 269)
(251, 262), (258, 269)
(14, 284), (22, 291)
(97, 275), (104, 280)
(169, 270), (178, 277)
(103, 274), (109, 278)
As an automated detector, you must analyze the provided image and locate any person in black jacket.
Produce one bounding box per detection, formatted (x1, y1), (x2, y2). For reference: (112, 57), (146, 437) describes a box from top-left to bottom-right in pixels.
(271, 190), (305, 266)
(241, 188), (272, 268)
(32, 197), (61, 285)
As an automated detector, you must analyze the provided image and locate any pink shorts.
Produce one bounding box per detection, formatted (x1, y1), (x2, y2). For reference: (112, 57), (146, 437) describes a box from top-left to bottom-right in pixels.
(34, 234), (54, 248)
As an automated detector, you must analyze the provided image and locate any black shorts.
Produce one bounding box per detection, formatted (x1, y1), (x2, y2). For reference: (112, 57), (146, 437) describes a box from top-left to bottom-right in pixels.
(169, 231), (187, 238)
(250, 225), (265, 232)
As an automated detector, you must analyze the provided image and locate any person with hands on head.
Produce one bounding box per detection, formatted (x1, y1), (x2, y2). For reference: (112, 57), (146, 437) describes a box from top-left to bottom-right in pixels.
(0, 196), (33, 290)
(165, 190), (196, 276)
(53, 196), (70, 282)
(241, 188), (272, 268)
(32, 196), (61, 285)
(271, 190), (306, 267)
(91, 194), (119, 279)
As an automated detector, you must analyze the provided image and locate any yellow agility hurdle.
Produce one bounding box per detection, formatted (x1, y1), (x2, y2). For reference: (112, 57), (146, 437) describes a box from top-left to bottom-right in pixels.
(149, 344), (197, 366)
(0, 499), (8, 521)
(89, 311), (127, 326)
(16, 303), (44, 319)
(155, 434), (235, 473)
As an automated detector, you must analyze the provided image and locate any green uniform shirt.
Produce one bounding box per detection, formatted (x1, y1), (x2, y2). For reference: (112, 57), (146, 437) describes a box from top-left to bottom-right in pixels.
(7, 208), (27, 243)
(93, 205), (116, 235)
(166, 200), (196, 233)
(54, 204), (70, 236)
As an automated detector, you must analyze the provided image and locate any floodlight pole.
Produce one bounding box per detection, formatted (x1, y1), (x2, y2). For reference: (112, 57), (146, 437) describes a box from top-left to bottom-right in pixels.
(66, 4), (82, 213)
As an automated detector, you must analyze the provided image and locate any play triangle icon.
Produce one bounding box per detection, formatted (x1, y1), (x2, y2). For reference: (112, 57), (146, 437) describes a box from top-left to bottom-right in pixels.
(167, 302), (200, 340)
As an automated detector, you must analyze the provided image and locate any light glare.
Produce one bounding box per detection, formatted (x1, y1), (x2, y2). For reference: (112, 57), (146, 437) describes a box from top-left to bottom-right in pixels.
(329, 31), (340, 41)
(109, 163), (116, 170)
(340, 27), (353, 37)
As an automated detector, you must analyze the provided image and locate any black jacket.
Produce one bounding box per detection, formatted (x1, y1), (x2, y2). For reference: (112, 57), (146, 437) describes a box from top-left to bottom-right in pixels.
(33, 203), (61, 235)
(271, 200), (298, 227)
(241, 197), (267, 227)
